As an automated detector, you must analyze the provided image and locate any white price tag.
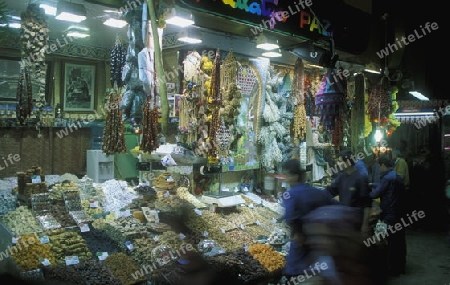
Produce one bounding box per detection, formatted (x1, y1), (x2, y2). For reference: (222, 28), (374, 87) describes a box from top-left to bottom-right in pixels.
(222, 188), (230, 192)
(179, 233), (186, 240)
(65, 256), (79, 266)
(163, 191), (170, 198)
(39, 258), (51, 266)
(79, 223), (90, 232)
(153, 236), (159, 242)
(272, 218), (277, 223)
(282, 182), (288, 188)
(248, 203), (254, 208)
(220, 228), (226, 233)
(256, 220), (261, 226)
(89, 201), (99, 208)
(203, 231), (209, 237)
(39, 236), (50, 244)
(218, 249), (226, 254)
(234, 187), (239, 192)
(125, 241), (134, 250)
(12, 237), (19, 244)
(240, 224), (245, 230)
(194, 209), (202, 216)
(97, 252), (109, 261)
(31, 175), (41, 183)
(244, 245), (249, 252)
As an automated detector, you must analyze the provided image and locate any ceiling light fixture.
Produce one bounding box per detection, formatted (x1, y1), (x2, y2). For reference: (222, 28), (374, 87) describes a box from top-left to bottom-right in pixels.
(55, 1), (87, 23)
(256, 33), (279, 50)
(103, 18), (128, 28)
(66, 26), (90, 38)
(177, 29), (202, 44)
(67, 31), (90, 38)
(8, 22), (21, 29)
(39, 4), (57, 16)
(409, 91), (429, 101)
(166, 8), (194, 28)
(262, 50), (282, 58)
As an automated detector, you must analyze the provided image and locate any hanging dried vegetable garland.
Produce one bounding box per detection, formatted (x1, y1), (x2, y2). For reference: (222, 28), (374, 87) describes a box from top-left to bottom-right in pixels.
(207, 49), (222, 162)
(290, 58), (306, 143)
(292, 104), (307, 143)
(178, 97), (197, 143)
(215, 119), (232, 155)
(102, 92), (127, 154)
(290, 58), (304, 105)
(19, 4), (49, 126)
(140, 98), (160, 153)
(16, 68), (33, 125)
(110, 36), (127, 88)
(368, 77), (392, 122)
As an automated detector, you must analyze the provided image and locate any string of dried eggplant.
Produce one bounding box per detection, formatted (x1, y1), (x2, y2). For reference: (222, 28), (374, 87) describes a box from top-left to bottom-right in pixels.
(350, 74), (365, 149)
(140, 98), (160, 153)
(16, 68), (33, 125)
(102, 92), (127, 154)
(292, 104), (306, 143)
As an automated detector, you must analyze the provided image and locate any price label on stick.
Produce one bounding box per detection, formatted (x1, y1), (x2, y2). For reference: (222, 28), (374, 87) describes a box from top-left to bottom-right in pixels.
(39, 258), (51, 266)
(125, 241), (134, 250)
(79, 223), (90, 232)
(65, 256), (79, 266)
(97, 252), (109, 261)
(90, 201), (99, 208)
(194, 209), (202, 216)
(39, 235), (50, 244)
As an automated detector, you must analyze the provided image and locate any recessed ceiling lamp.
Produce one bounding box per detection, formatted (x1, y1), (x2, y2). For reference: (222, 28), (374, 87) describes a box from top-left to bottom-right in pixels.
(8, 22), (21, 29)
(166, 8), (194, 28)
(39, 4), (57, 16)
(55, 1), (87, 23)
(409, 91), (429, 101)
(262, 49), (282, 58)
(177, 29), (202, 44)
(103, 18), (127, 28)
(256, 33), (279, 50)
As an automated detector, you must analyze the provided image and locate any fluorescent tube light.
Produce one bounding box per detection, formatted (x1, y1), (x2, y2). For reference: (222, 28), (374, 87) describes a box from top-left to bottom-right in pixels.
(262, 51), (282, 58)
(409, 91), (429, 101)
(8, 23), (21, 29)
(166, 8), (194, 27)
(56, 2), (87, 23)
(394, 112), (434, 116)
(67, 31), (90, 38)
(166, 16), (194, 28)
(39, 4), (57, 16)
(178, 36), (202, 44)
(103, 18), (128, 28)
(256, 33), (279, 51)
(364, 68), (381, 74)
(56, 12), (86, 23)
(257, 42), (279, 50)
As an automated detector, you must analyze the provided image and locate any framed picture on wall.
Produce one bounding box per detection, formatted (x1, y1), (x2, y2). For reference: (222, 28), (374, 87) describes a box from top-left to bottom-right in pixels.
(62, 62), (95, 112)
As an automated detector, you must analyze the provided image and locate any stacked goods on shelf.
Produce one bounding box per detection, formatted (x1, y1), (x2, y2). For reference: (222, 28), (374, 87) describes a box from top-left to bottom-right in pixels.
(102, 216), (150, 250)
(302, 205), (384, 285)
(16, 166), (47, 205)
(152, 172), (177, 190)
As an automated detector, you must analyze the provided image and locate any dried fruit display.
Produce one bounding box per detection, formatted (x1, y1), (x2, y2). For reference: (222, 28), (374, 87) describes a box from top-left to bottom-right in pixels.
(247, 243), (285, 272)
(104, 252), (147, 285)
(46, 229), (92, 264)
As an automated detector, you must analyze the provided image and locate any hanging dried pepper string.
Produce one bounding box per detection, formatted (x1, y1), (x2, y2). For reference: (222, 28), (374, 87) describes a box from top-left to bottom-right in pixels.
(102, 92), (127, 154)
(140, 97), (159, 153)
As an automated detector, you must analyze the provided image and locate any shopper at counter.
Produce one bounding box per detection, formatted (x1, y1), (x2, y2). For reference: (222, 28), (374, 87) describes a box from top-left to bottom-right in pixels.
(369, 154), (407, 276)
(280, 159), (338, 277)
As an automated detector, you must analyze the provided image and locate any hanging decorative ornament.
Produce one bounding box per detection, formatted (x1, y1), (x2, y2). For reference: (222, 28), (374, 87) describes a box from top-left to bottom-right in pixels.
(315, 68), (346, 128)
(368, 77), (392, 123)
(215, 119), (232, 152)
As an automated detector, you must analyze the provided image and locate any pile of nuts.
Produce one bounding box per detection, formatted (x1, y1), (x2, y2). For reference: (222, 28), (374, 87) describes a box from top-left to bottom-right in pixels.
(79, 227), (122, 255)
(224, 230), (257, 251)
(104, 252), (147, 285)
(175, 187), (206, 208)
(243, 224), (271, 239)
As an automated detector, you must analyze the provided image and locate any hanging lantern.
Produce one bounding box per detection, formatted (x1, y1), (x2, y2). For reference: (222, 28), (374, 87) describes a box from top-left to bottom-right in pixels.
(315, 69), (346, 128)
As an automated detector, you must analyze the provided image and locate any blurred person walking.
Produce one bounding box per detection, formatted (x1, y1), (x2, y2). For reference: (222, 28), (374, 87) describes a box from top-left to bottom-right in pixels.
(280, 159), (338, 278)
(369, 155), (407, 276)
(392, 149), (410, 189)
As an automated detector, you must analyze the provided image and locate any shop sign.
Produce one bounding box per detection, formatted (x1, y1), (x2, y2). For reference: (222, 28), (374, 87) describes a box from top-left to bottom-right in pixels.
(176, 0), (370, 54)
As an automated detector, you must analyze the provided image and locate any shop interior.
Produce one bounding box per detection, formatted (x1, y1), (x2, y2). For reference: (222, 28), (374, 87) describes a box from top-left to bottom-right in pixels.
(0, 0), (448, 284)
